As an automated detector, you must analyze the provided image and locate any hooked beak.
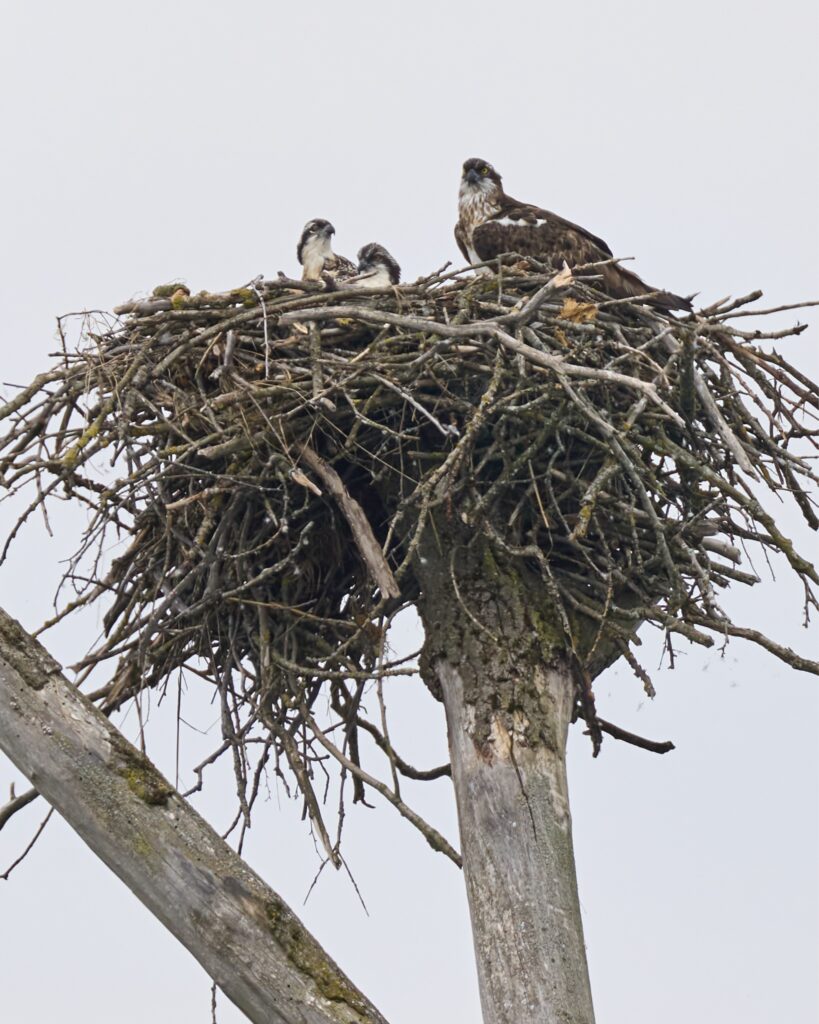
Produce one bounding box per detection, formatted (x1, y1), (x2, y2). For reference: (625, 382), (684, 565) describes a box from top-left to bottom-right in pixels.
(465, 168), (481, 186)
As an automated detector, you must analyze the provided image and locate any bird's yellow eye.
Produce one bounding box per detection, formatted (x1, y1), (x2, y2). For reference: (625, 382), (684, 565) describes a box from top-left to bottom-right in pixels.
(481, 166), (490, 175)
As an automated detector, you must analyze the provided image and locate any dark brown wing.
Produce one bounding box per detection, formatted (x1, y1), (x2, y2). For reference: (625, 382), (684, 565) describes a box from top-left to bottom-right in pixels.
(500, 197), (613, 255)
(454, 221), (470, 262)
(475, 199), (690, 313)
(472, 215), (609, 270)
(473, 197), (611, 261)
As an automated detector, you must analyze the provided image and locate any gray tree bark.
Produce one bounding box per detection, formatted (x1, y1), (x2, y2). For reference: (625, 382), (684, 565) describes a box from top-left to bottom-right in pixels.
(417, 528), (596, 1024)
(0, 608), (389, 1024)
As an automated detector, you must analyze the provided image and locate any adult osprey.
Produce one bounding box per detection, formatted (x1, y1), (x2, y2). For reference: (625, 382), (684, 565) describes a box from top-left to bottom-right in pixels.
(297, 219), (357, 282)
(455, 158), (692, 313)
(341, 243), (401, 289)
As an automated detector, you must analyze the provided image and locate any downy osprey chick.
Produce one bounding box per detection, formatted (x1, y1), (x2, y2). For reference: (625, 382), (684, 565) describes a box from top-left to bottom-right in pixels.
(341, 243), (401, 290)
(297, 219), (357, 282)
(455, 158), (692, 314)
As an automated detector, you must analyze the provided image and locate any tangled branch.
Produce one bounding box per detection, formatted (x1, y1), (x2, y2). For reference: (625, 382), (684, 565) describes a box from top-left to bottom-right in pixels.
(1, 257), (816, 853)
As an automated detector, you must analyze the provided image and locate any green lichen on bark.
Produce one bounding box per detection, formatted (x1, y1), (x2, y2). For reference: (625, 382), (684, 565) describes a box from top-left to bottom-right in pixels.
(417, 519), (570, 756)
(0, 609), (63, 690)
(111, 739), (174, 806)
(264, 896), (371, 1015)
(152, 282), (188, 298)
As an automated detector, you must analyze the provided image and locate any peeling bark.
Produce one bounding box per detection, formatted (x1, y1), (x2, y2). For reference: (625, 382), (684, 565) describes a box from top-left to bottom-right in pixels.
(0, 608), (389, 1024)
(417, 530), (595, 1024)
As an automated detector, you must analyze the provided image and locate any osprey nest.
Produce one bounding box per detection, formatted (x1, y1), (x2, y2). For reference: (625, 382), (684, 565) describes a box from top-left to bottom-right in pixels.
(2, 259), (817, 858)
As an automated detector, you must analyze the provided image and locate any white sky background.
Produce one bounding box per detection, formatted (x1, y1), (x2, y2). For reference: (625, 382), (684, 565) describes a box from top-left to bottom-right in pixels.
(0, 1), (817, 1022)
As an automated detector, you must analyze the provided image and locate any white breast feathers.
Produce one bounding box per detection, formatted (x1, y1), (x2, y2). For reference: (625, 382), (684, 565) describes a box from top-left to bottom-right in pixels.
(300, 235), (332, 281)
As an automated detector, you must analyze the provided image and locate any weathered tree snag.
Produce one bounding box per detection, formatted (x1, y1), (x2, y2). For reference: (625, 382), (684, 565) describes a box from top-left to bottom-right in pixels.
(417, 528), (596, 1024)
(0, 608), (389, 1024)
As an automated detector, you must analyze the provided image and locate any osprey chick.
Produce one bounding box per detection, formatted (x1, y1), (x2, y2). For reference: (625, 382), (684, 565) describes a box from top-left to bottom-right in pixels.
(455, 158), (692, 313)
(341, 243), (401, 289)
(297, 219), (357, 282)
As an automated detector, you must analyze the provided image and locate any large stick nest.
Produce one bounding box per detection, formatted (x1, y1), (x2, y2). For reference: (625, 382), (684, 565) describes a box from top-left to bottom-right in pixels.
(2, 258), (817, 859)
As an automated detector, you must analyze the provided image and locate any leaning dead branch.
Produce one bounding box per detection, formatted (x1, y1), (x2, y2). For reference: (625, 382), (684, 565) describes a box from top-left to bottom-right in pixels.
(0, 608), (389, 1024)
(0, 259), (816, 845)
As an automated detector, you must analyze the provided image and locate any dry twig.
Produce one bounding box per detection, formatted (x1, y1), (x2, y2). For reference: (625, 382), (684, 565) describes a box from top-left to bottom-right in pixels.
(1, 263), (816, 846)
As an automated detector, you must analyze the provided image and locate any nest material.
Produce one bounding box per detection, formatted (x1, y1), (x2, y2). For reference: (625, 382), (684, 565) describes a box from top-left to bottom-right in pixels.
(1, 259), (817, 858)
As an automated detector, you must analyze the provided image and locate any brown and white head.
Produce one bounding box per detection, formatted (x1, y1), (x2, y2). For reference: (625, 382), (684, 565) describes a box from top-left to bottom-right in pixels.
(458, 158), (504, 222)
(352, 243), (401, 287)
(297, 218), (336, 280)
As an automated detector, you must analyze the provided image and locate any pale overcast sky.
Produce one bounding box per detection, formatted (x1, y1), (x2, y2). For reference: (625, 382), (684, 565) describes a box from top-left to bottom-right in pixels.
(1, 2), (817, 1023)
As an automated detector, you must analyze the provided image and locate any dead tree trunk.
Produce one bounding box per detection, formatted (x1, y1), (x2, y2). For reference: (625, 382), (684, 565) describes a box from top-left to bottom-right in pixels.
(0, 608), (389, 1024)
(416, 527), (595, 1024)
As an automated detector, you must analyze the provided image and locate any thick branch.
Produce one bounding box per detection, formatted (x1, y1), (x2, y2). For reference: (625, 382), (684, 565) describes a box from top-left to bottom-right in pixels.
(0, 608), (389, 1024)
(299, 444), (400, 600)
(594, 717), (675, 754)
